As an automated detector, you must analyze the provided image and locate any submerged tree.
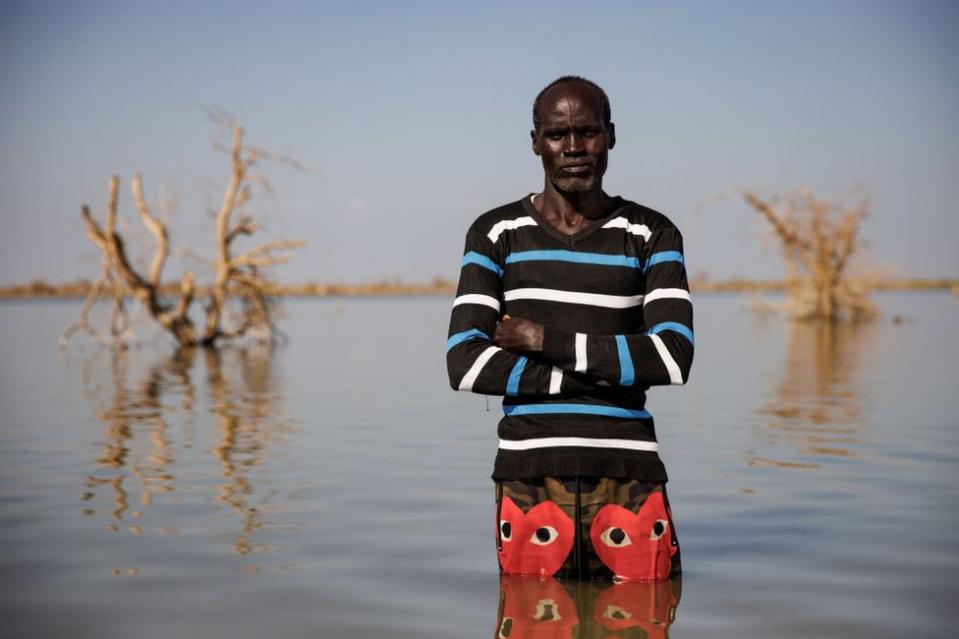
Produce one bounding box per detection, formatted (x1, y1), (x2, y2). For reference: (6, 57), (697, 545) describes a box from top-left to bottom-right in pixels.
(62, 116), (303, 349)
(740, 185), (875, 322)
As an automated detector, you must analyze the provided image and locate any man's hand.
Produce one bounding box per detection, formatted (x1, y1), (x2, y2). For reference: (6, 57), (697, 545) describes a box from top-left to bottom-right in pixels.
(494, 315), (544, 353)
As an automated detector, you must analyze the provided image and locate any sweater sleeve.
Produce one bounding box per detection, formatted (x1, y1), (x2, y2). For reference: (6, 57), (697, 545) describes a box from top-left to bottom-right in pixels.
(538, 225), (694, 387)
(446, 227), (596, 396)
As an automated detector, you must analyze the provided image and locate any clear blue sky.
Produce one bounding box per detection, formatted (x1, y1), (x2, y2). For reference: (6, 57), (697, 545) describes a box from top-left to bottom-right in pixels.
(1, 0), (957, 285)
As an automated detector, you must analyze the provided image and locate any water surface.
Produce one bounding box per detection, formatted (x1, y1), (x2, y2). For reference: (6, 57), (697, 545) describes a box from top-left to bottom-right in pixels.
(1, 293), (957, 637)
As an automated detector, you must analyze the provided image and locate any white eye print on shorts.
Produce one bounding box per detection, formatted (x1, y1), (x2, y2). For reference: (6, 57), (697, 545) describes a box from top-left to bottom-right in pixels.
(530, 525), (559, 545)
(599, 527), (632, 548)
(650, 519), (669, 540)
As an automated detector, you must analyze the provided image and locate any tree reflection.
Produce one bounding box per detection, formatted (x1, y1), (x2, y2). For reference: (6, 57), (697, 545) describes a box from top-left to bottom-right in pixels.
(81, 348), (188, 523)
(494, 575), (681, 638)
(77, 344), (291, 563)
(751, 321), (876, 468)
(205, 347), (292, 555)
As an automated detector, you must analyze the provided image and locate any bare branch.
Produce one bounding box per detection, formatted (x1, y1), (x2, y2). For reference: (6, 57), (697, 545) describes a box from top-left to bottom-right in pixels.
(226, 214), (258, 246)
(231, 239), (305, 268)
(203, 105), (236, 130)
(233, 184), (252, 211)
(232, 271), (273, 292)
(243, 147), (259, 171)
(741, 192), (812, 253)
(106, 176), (119, 237)
(81, 205), (109, 250)
(131, 174), (169, 286)
(832, 196), (869, 280)
(245, 172), (274, 198)
(215, 123), (245, 264)
(250, 146), (306, 172)
(174, 272), (195, 322)
(204, 122), (247, 344)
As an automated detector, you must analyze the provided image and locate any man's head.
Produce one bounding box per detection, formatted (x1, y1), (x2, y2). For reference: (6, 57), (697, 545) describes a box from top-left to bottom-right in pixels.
(533, 76), (611, 131)
(531, 76), (616, 195)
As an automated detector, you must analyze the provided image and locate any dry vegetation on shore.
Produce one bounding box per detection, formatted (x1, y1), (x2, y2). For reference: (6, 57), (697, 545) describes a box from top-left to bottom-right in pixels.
(2, 275), (955, 301)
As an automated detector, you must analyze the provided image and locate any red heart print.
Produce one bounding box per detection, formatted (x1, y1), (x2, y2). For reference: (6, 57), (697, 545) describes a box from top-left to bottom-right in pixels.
(498, 497), (574, 577)
(589, 492), (676, 581)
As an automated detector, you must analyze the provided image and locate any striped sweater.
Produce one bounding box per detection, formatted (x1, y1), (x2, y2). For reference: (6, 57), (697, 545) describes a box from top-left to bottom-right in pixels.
(446, 195), (693, 482)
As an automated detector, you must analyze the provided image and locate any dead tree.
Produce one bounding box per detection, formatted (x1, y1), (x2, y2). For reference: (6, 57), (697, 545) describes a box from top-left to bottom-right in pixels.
(62, 119), (303, 349)
(740, 185), (875, 322)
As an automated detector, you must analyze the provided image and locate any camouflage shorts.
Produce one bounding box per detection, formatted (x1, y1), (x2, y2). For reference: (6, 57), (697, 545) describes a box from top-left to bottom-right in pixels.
(495, 477), (681, 581)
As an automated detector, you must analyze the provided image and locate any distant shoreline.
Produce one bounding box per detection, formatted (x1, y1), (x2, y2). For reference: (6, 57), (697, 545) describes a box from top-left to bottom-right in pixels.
(1, 277), (957, 300)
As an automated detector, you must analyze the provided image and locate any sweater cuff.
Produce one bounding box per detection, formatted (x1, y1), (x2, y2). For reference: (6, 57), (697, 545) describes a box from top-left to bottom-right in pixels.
(541, 326), (575, 367)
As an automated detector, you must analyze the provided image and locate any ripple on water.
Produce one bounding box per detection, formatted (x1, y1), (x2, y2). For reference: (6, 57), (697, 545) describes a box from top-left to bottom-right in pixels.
(1, 295), (958, 638)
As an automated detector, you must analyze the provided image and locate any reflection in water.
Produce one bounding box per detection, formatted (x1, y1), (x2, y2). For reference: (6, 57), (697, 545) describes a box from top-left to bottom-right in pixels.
(80, 349), (188, 525)
(76, 345), (292, 571)
(205, 347), (293, 556)
(495, 575), (681, 638)
(752, 321), (876, 468)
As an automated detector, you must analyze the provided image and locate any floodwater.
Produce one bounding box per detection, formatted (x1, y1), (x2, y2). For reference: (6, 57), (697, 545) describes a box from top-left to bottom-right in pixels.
(1, 293), (957, 638)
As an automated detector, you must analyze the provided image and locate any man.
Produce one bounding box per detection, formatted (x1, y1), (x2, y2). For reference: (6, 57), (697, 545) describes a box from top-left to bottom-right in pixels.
(446, 76), (693, 581)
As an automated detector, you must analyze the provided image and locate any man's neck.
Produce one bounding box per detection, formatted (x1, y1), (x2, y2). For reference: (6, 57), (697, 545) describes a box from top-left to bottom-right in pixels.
(534, 183), (612, 234)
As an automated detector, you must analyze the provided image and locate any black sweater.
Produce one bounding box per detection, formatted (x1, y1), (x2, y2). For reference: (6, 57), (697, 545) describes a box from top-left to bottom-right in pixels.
(446, 195), (693, 482)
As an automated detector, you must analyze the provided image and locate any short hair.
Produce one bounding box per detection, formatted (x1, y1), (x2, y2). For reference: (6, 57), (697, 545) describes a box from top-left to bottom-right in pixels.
(532, 76), (612, 130)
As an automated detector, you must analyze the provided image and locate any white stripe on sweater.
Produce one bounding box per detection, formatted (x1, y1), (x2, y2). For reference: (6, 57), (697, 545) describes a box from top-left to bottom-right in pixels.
(644, 288), (692, 305)
(602, 216), (652, 241)
(650, 334), (684, 384)
(574, 333), (588, 373)
(549, 367), (563, 394)
(487, 216), (537, 243)
(452, 294), (500, 312)
(498, 437), (659, 452)
(458, 346), (501, 391)
(504, 288), (644, 308)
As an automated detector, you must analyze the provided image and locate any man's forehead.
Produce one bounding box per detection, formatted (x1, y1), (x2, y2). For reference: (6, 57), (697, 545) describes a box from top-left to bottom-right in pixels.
(538, 83), (604, 121)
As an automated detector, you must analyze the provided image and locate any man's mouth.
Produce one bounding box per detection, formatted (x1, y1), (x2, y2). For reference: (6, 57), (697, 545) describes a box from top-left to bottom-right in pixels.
(559, 163), (592, 174)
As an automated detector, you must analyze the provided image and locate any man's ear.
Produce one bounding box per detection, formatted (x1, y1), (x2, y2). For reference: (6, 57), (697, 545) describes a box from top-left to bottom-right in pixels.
(530, 129), (541, 156)
(607, 122), (616, 150)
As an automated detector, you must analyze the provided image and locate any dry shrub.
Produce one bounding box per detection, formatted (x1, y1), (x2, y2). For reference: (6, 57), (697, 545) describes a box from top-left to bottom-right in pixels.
(62, 116), (303, 349)
(741, 185), (876, 322)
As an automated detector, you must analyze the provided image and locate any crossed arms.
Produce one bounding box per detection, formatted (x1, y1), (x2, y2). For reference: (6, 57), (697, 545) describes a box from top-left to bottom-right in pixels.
(446, 224), (693, 397)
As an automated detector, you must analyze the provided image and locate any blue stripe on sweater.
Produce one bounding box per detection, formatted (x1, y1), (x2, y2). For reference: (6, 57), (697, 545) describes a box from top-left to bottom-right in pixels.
(462, 251), (503, 277)
(645, 251), (684, 270)
(506, 250), (640, 269)
(503, 404), (651, 419)
(446, 328), (490, 352)
(505, 356), (528, 396)
(648, 322), (694, 345)
(615, 335), (635, 386)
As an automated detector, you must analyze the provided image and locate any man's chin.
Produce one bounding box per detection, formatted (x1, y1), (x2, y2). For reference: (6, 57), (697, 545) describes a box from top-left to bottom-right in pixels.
(551, 176), (599, 194)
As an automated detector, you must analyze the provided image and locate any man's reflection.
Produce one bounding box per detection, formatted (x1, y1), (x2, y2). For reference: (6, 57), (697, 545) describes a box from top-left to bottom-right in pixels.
(495, 575), (681, 638)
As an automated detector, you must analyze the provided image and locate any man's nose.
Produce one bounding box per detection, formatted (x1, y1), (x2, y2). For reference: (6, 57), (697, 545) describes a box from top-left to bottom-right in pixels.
(563, 132), (585, 154)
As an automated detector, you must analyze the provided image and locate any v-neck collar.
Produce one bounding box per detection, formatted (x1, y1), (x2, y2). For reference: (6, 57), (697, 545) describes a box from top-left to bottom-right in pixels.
(521, 193), (626, 247)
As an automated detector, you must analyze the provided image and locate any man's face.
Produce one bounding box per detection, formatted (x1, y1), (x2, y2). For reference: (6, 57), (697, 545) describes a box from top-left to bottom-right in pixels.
(532, 83), (615, 195)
